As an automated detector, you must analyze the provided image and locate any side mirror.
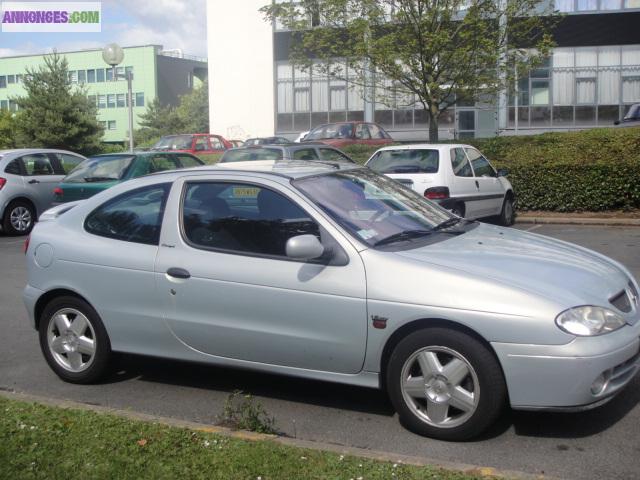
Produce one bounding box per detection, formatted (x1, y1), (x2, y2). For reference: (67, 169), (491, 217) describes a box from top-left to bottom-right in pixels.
(497, 168), (509, 177)
(286, 234), (325, 261)
(613, 120), (620, 125)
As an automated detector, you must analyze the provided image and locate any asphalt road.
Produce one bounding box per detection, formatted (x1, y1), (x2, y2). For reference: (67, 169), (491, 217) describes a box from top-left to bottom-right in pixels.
(1, 224), (639, 480)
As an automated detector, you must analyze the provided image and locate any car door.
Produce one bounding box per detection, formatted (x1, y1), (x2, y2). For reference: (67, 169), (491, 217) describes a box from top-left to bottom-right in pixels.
(19, 153), (65, 216)
(447, 147), (481, 218)
(155, 174), (368, 374)
(193, 136), (210, 154)
(209, 135), (227, 153)
(365, 123), (391, 146)
(464, 147), (505, 218)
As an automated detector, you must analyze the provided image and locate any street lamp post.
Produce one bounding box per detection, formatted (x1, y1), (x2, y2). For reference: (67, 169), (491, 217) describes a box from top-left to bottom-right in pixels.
(102, 43), (134, 153)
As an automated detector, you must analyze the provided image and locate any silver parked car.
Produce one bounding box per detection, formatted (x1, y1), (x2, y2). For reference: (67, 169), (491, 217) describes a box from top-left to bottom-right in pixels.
(0, 149), (86, 235)
(24, 162), (640, 440)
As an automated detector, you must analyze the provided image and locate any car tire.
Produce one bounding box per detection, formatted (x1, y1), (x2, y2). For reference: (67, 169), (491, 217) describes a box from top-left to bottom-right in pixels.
(498, 196), (515, 226)
(450, 203), (465, 218)
(2, 199), (35, 235)
(39, 296), (112, 384)
(386, 327), (506, 441)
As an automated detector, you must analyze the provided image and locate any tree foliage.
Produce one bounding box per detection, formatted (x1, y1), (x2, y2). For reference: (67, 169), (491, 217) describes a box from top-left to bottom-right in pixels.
(135, 81), (209, 146)
(13, 53), (103, 154)
(262, 0), (558, 141)
(0, 109), (18, 149)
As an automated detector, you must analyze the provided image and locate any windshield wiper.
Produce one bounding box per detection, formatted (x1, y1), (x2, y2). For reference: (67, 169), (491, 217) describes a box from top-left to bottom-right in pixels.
(373, 229), (432, 247)
(432, 217), (476, 234)
(84, 176), (118, 182)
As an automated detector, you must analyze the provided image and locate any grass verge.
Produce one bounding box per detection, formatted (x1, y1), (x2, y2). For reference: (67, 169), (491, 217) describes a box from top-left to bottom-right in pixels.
(0, 396), (489, 480)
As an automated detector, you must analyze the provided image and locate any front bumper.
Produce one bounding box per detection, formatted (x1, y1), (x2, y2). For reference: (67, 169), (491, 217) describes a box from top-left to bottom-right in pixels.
(492, 325), (640, 410)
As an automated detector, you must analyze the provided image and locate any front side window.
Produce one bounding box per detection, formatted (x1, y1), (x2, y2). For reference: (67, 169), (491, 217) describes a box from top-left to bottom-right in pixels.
(54, 153), (85, 174)
(182, 182), (319, 257)
(294, 169), (459, 248)
(465, 148), (497, 177)
(450, 148), (473, 177)
(220, 148), (283, 163)
(194, 137), (209, 151)
(85, 184), (170, 245)
(368, 149), (439, 174)
(292, 148), (320, 160)
(319, 148), (354, 163)
(354, 123), (371, 139)
(21, 154), (55, 176)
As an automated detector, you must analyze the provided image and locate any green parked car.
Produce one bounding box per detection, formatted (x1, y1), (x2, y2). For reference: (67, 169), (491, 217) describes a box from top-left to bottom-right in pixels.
(54, 152), (204, 203)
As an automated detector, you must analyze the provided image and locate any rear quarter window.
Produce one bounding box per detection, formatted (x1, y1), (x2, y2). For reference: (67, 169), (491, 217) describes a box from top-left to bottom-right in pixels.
(4, 159), (22, 175)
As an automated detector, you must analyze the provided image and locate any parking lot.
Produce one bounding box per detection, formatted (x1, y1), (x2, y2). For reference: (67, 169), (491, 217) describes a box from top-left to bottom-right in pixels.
(1, 223), (639, 480)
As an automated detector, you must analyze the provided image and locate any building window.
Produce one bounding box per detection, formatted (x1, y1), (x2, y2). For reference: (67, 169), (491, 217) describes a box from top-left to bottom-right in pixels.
(69, 71), (78, 83)
(116, 93), (126, 108)
(107, 94), (116, 108)
(0, 76), (6, 88)
(88, 95), (97, 106)
(9, 100), (18, 111)
(87, 69), (96, 83)
(78, 70), (86, 83)
(106, 68), (113, 81)
(98, 95), (106, 109)
(16, 74), (22, 83)
(116, 66), (124, 78)
(97, 68), (105, 82)
(622, 76), (640, 103)
(125, 66), (133, 79)
(98, 120), (106, 129)
(107, 120), (116, 130)
(0, 100), (7, 110)
(7, 75), (15, 84)
(135, 92), (144, 107)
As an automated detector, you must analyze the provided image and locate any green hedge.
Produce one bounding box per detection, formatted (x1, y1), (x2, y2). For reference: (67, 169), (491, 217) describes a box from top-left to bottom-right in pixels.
(343, 127), (640, 212)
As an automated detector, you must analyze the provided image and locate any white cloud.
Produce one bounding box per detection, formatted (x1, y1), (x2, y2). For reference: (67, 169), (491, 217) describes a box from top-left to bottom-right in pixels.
(109, 0), (207, 57)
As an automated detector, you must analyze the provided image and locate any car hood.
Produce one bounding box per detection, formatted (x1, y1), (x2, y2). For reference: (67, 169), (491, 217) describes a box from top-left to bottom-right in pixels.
(394, 223), (633, 309)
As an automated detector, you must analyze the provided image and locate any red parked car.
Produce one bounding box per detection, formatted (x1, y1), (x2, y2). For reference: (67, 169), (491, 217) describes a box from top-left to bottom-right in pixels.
(152, 134), (232, 154)
(302, 121), (393, 148)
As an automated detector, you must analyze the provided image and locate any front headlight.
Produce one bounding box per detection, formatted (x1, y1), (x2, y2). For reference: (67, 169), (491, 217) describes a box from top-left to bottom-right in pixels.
(555, 306), (627, 336)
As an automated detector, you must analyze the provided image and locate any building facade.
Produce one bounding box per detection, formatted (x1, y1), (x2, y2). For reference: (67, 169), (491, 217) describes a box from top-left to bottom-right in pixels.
(0, 45), (207, 143)
(208, 1), (640, 141)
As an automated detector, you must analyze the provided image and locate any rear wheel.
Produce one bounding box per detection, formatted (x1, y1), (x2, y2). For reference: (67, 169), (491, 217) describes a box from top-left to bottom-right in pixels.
(450, 203), (465, 218)
(2, 199), (35, 235)
(386, 328), (506, 440)
(39, 296), (112, 384)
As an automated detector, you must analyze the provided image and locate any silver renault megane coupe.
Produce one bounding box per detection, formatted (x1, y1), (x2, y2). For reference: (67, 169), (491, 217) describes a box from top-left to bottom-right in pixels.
(23, 161), (640, 440)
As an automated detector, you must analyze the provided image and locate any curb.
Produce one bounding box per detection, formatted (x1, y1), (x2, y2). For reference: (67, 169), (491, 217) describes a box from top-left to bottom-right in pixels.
(517, 216), (640, 227)
(0, 389), (554, 480)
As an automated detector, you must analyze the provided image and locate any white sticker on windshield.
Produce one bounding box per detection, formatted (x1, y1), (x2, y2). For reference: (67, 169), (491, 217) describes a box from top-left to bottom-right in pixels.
(357, 229), (377, 240)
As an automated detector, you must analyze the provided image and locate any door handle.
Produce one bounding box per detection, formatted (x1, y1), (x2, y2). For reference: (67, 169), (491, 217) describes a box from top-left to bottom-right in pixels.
(475, 180), (479, 189)
(166, 267), (190, 279)
(28, 179), (40, 184)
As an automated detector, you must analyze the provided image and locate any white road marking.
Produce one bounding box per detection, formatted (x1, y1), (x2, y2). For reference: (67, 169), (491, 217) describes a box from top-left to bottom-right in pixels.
(525, 224), (543, 232)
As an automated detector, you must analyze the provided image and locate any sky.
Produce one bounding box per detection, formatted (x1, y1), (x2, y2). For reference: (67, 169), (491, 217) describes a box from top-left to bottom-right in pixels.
(0, 0), (208, 58)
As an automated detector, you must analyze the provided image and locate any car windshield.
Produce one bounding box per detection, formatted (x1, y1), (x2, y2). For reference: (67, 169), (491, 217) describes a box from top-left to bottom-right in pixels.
(623, 104), (640, 120)
(368, 149), (439, 174)
(64, 155), (135, 183)
(220, 148), (284, 162)
(294, 168), (464, 247)
(153, 135), (192, 149)
(305, 123), (353, 140)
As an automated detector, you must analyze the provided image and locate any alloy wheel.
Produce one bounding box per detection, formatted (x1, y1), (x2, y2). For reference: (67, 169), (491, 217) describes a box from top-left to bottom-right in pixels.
(47, 308), (97, 373)
(10, 206), (32, 232)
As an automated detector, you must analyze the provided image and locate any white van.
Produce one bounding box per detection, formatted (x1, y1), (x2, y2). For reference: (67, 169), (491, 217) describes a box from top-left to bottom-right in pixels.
(366, 144), (516, 226)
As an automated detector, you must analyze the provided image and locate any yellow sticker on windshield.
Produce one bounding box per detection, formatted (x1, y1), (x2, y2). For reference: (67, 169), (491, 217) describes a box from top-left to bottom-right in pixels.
(233, 187), (260, 198)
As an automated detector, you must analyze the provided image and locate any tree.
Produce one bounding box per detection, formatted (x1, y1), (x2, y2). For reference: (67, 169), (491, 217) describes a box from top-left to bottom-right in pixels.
(0, 109), (18, 149)
(262, 0), (558, 141)
(135, 81), (209, 146)
(14, 52), (103, 154)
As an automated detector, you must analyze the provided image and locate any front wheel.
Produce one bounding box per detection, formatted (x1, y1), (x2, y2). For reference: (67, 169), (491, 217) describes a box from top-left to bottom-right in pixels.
(386, 328), (506, 441)
(498, 196), (515, 226)
(39, 296), (112, 384)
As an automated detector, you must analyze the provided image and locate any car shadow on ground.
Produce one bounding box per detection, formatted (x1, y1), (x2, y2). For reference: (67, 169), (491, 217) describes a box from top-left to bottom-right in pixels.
(107, 353), (639, 441)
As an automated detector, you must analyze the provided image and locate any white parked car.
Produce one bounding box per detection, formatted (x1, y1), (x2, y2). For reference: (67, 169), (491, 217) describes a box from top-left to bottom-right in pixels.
(366, 144), (516, 226)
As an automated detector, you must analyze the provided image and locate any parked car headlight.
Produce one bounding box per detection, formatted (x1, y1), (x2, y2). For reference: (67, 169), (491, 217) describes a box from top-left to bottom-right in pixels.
(555, 306), (627, 336)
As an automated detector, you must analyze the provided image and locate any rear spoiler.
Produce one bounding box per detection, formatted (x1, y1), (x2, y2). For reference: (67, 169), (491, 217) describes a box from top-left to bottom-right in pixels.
(39, 201), (83, 222)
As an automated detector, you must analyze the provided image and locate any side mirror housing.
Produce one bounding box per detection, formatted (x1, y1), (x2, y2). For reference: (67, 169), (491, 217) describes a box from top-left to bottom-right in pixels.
(497, 168), (509, 177)
(286, 234), (325, 261)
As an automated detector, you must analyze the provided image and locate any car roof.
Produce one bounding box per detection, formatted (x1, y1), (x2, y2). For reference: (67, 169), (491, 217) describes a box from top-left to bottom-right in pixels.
(149, 160), (363, 181)
(228, 143), (337, 151)
(0, 148), (85, 156)
(371, 143), (474, 152)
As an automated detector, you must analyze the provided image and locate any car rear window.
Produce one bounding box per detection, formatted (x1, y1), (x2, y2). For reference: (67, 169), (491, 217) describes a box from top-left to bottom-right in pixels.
(368, 149), (439, 174)
(64, 155), (135, 183)
(154, 135), (192, 150)
(306, 124), (353, 140)
(220, 148), (284, 162)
